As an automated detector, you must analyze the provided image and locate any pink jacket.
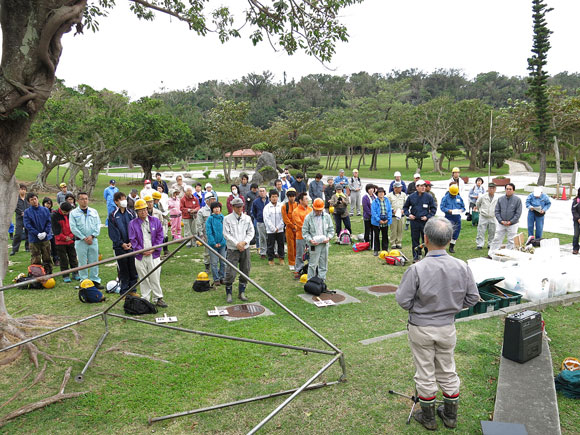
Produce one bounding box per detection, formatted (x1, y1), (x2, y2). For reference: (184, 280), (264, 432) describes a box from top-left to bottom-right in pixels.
(168, 197), (182, 217)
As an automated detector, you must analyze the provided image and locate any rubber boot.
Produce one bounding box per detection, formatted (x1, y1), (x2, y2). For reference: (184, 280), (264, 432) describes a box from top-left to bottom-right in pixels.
(226, 285), (233, 303)
(449, 243), (455, 253)
(205, 263), (210, 273)
(437, 394), (459, 429)
(239, 284), (248, 301)
(413, 397), (437, 431)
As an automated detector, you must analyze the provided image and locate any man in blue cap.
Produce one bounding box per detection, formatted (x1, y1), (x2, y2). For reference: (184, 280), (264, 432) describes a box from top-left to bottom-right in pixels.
(103, 179), (119, 226)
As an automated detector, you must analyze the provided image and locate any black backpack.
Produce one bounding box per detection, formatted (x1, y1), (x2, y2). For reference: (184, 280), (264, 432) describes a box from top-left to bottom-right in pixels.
(123, 294), (158, 315)
(304, 276), (334, 296)
(192, 280), (211, 292)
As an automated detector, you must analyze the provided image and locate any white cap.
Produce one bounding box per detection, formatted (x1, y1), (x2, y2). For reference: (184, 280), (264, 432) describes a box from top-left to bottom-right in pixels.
(394, 171), (401, 177)
(414, 173), (421, 178)
(205, 183), (212, 188)
(533, 186), (542, 197)
(416, 180), (426, 186)
(280, 173), (286, 178)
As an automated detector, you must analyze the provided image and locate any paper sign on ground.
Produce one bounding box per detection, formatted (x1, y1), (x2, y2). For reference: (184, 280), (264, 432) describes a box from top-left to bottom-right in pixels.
(155, 313), (178, 323)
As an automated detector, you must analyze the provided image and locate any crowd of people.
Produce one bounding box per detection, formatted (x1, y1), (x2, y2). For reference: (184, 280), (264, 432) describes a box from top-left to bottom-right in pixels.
(9, 166), (575, 308)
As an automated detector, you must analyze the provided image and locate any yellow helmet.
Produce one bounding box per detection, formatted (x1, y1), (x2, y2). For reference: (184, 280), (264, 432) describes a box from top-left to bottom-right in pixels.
(196, 240), (203, 246)
(42, 278), (56, 289)
(389, 249), (401, 257)
(300, 274), (308, 284)
(452, 167), (460, 173)
(197, 271), (209, 281)
(449, 184), (459, 196)
(379, 251), (389, 259)
(134, 199), (147, 210)
(80, 279), (95, 289)
(152, 191), (162, 200)
(329, 206), (335, 214)
(143, 195), (153, 202)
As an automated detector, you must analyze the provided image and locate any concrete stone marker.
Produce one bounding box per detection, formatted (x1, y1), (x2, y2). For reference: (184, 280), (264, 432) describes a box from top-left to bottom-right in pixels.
(216, 302), (274, 322)
(298, 289), (360, 306)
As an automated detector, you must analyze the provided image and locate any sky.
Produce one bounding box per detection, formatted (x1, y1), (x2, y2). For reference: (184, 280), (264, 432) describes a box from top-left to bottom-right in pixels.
(9, 0), (580, 99)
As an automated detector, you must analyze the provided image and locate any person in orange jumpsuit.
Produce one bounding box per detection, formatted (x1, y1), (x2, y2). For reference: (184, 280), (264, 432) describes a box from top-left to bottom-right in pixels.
(281, 188), (298, 272)
(292, 192), (313, 279)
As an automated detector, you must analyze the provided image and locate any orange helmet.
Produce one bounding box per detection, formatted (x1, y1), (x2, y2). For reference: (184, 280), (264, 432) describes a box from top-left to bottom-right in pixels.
(312, 198), (325, 211)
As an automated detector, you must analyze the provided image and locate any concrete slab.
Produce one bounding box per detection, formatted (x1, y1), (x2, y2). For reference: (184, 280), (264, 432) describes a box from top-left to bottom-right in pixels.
(298, 289), (360, 306)
(494, 338), (561, 435)
(355, 283), (398, 297)
(215, 302), (274, 322)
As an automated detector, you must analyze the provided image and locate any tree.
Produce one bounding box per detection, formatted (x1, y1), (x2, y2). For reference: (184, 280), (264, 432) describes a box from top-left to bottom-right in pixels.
(527, 0), (553, 186)
(439, 142), (463, 170)
(453, 99), (493, 170)
(414, 97), (455, 174)
(407, 142), (429, 170)
(0, 0), (363, 368)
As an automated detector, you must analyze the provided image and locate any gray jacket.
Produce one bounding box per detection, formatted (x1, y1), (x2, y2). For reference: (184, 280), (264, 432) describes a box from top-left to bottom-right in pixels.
(396, 250), (479, 327)
(495, 194), (522, 224)
(308, 180), (324, 200)
(302, 211), (335, 246)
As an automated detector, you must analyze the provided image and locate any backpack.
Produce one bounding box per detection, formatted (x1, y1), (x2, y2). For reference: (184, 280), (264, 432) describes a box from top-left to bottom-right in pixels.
(352, 242), (370, 252)
(337, 229), (351, 245)
(123, 294), (158, 315)
(192, 280), (211, 292)
(304, 276), (335, 296)
(14, 274), (44, 289)
(78, 286), (106, 303)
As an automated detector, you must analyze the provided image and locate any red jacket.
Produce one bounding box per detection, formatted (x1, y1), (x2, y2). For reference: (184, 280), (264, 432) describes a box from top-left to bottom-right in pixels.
(51, 209), (74, 245)
(180, 194), (200, 219)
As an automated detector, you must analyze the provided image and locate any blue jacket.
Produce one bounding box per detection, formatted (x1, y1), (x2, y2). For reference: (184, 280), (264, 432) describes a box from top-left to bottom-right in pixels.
(334, 175), (349, 188)
(23, 205), (53, 243)
(371, 197), (393, 227)
(206, 213), (227, 248)
(251, 197), (269, 223)
(193, 191), (205, 208)
(440, 192), (466, 214)
(291, 180), (307, 193)
(403, 192), (436, 220)
(525, 193), (552, 213)
(108, 207), (136, 251)
(104, 186), (119, 209)
(69, 206), (101, 240)
(152, 179), (169, 194)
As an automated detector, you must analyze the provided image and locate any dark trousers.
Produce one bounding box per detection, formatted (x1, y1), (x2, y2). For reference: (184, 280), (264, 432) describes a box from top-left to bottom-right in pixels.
(56, 244), (78, 278)
(30, 240), (53, 274)
(363, 219), (372, 243)
(573, 220), (580, 252)
(334, 214), (352, 235)
(372, 225), (389, 252)
(267, 232), (285, 260)
(12, 216), (29, 253)
(115, 249), (138, 294)
(225, 248), (251, 289)
(410, 220), (428, 260)
(50, 237), (59, 262)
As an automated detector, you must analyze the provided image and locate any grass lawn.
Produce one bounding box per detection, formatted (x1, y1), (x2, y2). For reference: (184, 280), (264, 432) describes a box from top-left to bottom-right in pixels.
(3, 161), (578, 434)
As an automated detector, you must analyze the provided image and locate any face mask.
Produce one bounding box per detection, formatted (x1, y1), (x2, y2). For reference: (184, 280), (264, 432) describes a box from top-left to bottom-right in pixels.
(232, 188), (238, 195)
(119, 200), (128, 208)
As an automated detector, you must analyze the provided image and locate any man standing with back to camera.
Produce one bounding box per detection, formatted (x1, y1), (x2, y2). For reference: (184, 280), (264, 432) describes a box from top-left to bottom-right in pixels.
(396, 217), (479, 430)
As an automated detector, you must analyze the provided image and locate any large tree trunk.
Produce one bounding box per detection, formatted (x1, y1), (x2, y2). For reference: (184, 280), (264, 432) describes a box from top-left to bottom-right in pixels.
(430, 147), (442, 174)
(467, 146), (479, 171)
(537, 151), (547, 186)
(553, 136), (562, 186)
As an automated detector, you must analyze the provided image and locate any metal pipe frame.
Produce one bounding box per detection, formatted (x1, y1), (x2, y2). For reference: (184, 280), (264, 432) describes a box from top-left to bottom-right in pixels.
(0, 226), (347, 433)
(149, 380), (341, 426)
(107, 313), (335, 356)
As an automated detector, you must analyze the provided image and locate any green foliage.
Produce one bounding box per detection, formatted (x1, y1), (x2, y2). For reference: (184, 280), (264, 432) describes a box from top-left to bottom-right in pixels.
(203, 170), (211, 179)
(406, 142), (429, 170)
(479, 139), (511, 168)
(439, 142), (464, 170)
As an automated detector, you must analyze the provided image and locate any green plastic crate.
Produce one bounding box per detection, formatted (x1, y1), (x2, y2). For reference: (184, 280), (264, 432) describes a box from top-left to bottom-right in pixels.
(455, 306), (474, 319)
(474, 291), (501, 314)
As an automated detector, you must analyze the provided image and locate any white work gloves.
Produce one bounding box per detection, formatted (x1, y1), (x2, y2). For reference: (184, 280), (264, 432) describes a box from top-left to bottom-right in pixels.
(37, 232), (47, 240)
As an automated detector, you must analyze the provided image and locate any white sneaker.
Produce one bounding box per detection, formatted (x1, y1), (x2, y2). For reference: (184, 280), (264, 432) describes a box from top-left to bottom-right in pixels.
(289, 265), (295, 271)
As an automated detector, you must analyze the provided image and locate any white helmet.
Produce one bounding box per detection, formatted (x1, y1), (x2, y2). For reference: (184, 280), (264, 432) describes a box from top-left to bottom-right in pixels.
(106, 280), (120, 294)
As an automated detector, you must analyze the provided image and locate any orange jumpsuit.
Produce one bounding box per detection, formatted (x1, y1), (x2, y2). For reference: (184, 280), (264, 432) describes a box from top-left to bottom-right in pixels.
(282, 200), (298, 266)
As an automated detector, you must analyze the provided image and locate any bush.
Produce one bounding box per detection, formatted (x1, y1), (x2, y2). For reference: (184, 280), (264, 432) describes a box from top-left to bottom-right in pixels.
(203, 170), (211, 179)
(547, 160), (574, 170)
(216, 173), (225, 182)
(520, 153), (538, 164)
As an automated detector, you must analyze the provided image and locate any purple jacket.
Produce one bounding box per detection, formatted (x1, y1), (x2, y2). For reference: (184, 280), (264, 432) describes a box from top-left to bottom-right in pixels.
(128, 216), (164, 260)
(362, 193), (376, 220)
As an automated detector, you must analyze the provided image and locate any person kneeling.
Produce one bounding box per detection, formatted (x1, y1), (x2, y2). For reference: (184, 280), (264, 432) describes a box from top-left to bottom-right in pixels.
(395, 218), (479, 430)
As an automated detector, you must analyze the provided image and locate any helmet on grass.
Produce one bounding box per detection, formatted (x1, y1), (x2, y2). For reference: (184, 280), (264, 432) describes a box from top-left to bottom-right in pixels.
(300, 274), (308, 284)
(42, 278), (56, 289)
(80, 279), (95, 289)
(197, 272), (209, 281)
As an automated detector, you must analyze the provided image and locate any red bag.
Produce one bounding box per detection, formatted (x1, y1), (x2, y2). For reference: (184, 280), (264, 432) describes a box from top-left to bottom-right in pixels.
(352, 242), (370, 252)
(384, 256), (405, 266)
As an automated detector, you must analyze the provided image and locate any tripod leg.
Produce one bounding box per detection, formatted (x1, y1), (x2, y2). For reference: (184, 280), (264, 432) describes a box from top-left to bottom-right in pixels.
(407, 401), (417, 424)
